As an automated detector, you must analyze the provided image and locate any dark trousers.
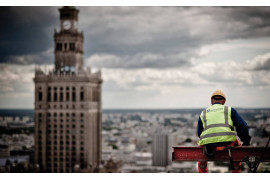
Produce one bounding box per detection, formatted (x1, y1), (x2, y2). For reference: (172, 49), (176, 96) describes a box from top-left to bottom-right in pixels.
(198, 139), (242, 173)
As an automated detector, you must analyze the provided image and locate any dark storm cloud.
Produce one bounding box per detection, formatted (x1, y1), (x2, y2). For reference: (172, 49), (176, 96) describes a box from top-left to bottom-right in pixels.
(207, 7), (270, 39)
(0, 6), (58, 64)
(1, 6), (270, 68)
(254, 58), (270, 71)
(81, 6), (270, 69)
(244, 53), (270, 71)
(86, 52), (192, 69)
(80, 7), (199, 55)
(5, 48), (54, 65)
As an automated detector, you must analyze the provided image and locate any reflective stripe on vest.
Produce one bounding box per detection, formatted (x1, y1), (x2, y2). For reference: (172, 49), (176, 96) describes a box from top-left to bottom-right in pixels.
(200, 132), (236, 139)
(198, 104), (236, 145)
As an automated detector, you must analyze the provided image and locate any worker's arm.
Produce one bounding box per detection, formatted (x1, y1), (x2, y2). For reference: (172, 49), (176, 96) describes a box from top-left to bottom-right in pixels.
(231, 108), (251, 145)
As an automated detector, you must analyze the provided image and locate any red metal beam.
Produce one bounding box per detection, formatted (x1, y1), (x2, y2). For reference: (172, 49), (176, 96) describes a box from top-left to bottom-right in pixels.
(172, 146), (270, 162)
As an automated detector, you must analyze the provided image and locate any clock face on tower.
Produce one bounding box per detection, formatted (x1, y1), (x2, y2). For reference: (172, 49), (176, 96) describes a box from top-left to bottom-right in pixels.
(63, 20), (71, 30)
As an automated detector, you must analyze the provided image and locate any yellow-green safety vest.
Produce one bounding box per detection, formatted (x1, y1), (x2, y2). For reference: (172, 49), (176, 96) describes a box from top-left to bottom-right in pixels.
(197, 104), (237, 145)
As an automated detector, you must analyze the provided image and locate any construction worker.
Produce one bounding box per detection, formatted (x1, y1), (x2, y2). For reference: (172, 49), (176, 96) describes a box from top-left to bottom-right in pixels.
(197, 90), (251, 173)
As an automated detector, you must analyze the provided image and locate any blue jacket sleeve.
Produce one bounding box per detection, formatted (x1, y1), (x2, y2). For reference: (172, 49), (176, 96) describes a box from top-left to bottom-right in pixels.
(197, 117), (203, 138)
(231, 108), (251, 145)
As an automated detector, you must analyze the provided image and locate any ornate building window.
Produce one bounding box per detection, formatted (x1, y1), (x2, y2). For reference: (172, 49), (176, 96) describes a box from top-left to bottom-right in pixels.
(80, 91), (84, 101)
(48, 87), (51, 102)
(38, 91), (43, 101)
(69, 43), (75, 51)
(56, 43), (62, 51)
(60, 92), (63, 101)
(72, 92), (76, 101)
(54, 92), (57, 101)
(66, 92), (70, 101)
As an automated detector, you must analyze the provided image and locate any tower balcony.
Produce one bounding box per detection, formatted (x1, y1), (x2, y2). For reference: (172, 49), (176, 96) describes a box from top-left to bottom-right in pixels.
(33, 66), (102, 83)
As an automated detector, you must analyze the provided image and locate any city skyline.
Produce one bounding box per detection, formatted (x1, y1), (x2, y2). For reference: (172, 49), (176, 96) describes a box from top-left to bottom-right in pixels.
(1, 6), (270, 109)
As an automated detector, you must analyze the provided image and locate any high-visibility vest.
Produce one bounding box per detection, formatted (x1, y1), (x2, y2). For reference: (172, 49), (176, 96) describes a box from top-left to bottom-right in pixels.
(197, 104), (237, 145)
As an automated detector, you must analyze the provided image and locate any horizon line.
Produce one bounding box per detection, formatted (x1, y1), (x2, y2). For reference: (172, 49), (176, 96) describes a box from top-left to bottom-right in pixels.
(1, 107), (270, 110)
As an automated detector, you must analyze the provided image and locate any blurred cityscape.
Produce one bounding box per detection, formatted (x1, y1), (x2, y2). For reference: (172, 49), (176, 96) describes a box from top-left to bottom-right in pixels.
(0, 108), (270, 173)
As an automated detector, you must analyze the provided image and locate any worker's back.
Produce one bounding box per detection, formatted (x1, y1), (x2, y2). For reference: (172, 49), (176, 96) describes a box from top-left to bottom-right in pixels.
(196, 89), (251, 173)
(197, 103), (236, 146)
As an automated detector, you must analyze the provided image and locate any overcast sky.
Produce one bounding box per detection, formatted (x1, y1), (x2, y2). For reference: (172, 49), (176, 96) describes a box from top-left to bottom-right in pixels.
(1, 6), (270, 109)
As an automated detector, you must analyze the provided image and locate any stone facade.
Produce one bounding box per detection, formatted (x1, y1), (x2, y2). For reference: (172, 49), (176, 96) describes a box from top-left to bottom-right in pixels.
(33, 7), (102, 173)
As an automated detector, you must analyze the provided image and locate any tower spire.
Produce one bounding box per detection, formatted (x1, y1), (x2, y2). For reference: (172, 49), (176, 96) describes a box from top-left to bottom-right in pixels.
(54, 6), (83, 72)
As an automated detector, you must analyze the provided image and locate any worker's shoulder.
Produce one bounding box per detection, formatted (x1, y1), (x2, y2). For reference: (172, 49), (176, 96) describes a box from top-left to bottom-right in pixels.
(230, 106), (237, 112)
(224, 105), (236, 113)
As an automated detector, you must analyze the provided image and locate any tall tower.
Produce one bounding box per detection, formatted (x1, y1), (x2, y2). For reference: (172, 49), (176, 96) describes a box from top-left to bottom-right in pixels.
(33, 7), (102, 173)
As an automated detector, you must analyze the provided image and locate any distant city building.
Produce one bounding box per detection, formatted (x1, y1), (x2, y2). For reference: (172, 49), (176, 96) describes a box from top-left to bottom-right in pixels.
(33, 7), (102, 173)
(0, 155), (30, 173)
(152, 133), (173, 166)
(134, 152), (152, 166)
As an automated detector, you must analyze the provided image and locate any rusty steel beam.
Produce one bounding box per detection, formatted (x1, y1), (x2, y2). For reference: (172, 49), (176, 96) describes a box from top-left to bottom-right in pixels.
(172, 146), (270, 162)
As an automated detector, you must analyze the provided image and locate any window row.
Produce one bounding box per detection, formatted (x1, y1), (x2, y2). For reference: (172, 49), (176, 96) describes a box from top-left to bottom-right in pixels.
(47, 130), (85, 134)
(47, 124), (84, 128)
(38, 112), (84, 117)
(47, 152), (83, 157)
(47, 87), (79, 91)
(46, 146), (84, 151)
(47, 158), (84, 165)
(46, 119), (84, 123)
(36, 103), (82, 109)
(47, 140), (84, 145)
(37, 86), (100, 102)
(56, 43), (76, 51)
(47, 156), (84, 163)
(47, 134), (84, 140)
(46, 91), (84, 102)
(46, 147), (84, 151)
